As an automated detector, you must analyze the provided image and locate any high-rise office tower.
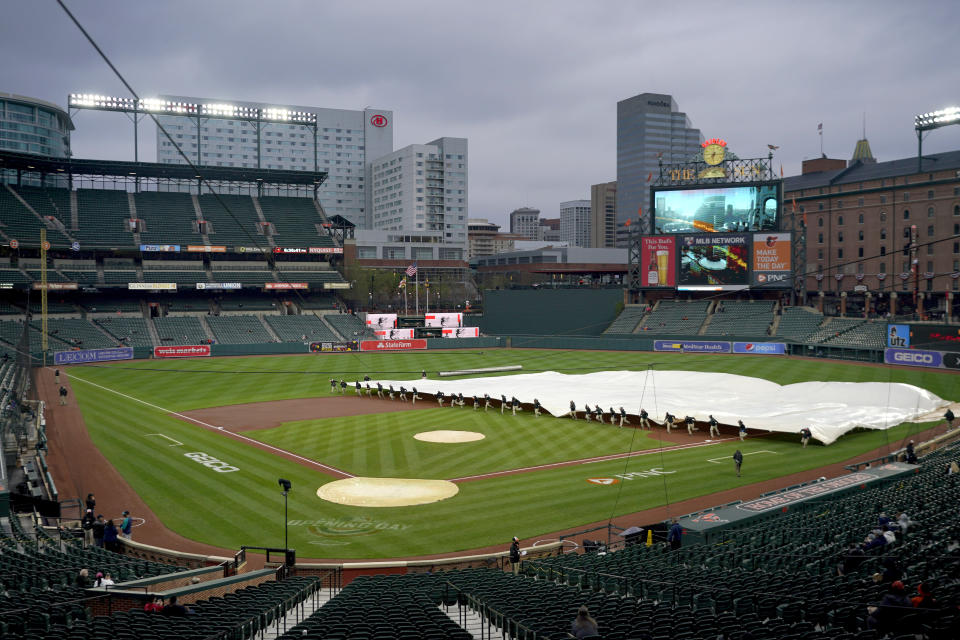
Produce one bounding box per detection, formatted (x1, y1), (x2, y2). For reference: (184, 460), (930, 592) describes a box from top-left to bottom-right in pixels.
(590, 181), (617, 248)
(616, 93), (702, 239)
(154, 95), (393, 227)
(509, 207), (540, 239)
(560, 200), (591, 248)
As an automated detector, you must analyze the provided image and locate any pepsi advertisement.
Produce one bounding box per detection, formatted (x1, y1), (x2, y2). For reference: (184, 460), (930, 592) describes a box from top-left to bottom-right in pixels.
(733, 342), (786, 355)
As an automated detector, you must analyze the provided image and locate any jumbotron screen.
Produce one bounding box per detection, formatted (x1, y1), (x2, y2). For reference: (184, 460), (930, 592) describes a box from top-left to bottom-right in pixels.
(677, 233), (750, 291)
(651, 182), (781, 234)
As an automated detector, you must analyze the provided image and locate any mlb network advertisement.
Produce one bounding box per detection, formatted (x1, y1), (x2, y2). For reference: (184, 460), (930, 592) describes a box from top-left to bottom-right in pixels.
(751, 232), (792, 289)
(640, 236), (677, 289)
(677, 234), (749, 291)
(651, 182), (780, 234)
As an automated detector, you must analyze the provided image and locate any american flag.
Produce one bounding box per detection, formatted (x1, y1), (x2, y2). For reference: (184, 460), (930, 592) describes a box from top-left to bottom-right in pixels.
(405, 263), (418, 277)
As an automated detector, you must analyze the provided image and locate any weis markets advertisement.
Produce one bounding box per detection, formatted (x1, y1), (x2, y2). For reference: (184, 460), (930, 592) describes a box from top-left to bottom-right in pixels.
(154, 345), (211, 358)
(360, 339), (427, 352)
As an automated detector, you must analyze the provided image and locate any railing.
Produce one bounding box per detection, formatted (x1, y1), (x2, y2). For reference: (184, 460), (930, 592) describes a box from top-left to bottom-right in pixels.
(442, 580), (542, 640)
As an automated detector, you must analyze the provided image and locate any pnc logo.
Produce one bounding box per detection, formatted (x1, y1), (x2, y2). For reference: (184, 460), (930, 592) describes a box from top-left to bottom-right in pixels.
(370, 114), (389, 127)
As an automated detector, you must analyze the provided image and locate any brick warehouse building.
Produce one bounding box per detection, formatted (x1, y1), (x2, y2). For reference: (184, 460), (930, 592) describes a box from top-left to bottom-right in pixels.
(784, 147), (960, 320)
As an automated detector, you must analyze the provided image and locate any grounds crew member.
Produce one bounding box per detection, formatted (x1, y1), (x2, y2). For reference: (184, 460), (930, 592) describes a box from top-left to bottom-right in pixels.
(457, 392), (466, 407)
(500, 394), (508, 414)
(388, 385), (395, 400)
(484, 393), (492, 411)
(685, 415), (696, 435)
(377, 382), (384, 399)
(945, 408), (955, 429)
(584, 403), (592, 421)
(339, 380), (347, 394)
(436, 390), (445, 406)
(594, 405), (603, 422)
(639, 408), (649, 429)
(533, 398), (542, 417)
(58, 386), (68, 405)
(399, 386), (407, 402)
(733, 449), (744, 477)
(511, 396), (520, 416)
(329, 378), (337, 393)
(708, 415), (720, 438)
(800, 427), (812, 448)
(619, 407), (629, 427)
(365, 383), (372, 396)
(664, 412), (675, 433)
(412, 387), (421, 404)
(509, 536), (521, 574)
(355, 381), (362, 396)
(568, 400), (577, 420)
(738, 420), (747, 441)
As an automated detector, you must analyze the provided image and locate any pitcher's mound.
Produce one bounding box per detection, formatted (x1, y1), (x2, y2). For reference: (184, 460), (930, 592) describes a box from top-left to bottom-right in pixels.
(414, 430), (485, 443)
(317, 477), (460, 507)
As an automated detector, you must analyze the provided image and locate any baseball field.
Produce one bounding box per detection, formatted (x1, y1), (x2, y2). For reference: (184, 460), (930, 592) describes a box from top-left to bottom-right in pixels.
(58, 348), (956, 559)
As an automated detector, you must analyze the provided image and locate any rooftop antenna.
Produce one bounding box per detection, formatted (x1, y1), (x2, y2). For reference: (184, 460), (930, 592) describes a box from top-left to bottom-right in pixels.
(862, 112), (866, 139)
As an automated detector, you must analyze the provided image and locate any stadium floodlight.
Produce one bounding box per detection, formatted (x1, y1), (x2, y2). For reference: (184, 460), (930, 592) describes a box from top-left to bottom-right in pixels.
(915, 106), (960, 171)
(915, 107), (960, 131)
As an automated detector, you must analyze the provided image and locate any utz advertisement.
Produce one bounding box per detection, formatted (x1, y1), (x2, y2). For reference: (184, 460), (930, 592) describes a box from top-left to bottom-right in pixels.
(752, 233), (792, 288)
(54, 347), (134, 365)
(424, 313), (463, 328)
(640, 236), (676, 288)
(375, 328), (416, 339)
(887, 324), (911, 348)
(154, 345), (211, 358)
(678, 234), (749, 291)
(359, 339), (428, 352)
(365, 313), (398, 330)
(442, 327), (480, 338)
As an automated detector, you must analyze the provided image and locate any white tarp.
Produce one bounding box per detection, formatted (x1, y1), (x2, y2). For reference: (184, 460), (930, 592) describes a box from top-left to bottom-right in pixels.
(369, 370), (950, 445)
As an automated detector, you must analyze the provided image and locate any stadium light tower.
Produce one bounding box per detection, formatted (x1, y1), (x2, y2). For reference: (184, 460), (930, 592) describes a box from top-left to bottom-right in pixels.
(915, 106), (960, 171)
(68, 93), (319, 171)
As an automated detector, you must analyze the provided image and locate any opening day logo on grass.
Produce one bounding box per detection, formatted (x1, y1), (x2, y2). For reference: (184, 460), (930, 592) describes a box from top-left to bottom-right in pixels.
(586, 477), (619, 485)
(290, 517), (412, 546)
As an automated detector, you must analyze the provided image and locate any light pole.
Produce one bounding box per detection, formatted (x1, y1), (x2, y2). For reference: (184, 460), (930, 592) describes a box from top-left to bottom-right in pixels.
(278, 478), (291, 555)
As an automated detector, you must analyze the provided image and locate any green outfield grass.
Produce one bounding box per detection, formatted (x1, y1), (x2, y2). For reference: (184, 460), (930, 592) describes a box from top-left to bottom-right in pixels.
(64, 350), (956, 558)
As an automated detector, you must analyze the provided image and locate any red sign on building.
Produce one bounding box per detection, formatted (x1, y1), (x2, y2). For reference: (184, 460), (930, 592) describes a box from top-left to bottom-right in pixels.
(359, 339), (427, 352)
(370, 114), (389, 128)
(154, 345), (211, 358)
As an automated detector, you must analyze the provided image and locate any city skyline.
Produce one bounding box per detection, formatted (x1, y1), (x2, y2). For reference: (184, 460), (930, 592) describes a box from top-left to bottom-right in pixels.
(3, 1), (959, 230)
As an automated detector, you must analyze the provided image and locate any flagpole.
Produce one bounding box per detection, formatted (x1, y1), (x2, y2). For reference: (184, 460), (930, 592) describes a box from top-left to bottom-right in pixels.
(425, 280), (429, 315)
(403, 278), (408, 315)
(415, 269), (420, 315)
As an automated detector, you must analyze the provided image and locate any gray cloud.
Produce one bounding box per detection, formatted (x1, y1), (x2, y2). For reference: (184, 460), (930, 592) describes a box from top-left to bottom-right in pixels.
(3, 0), (959, 226)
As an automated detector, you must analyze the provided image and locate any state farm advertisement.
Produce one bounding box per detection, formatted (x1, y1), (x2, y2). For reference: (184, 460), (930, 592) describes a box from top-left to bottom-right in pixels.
(424, 312), (462, 328)
(365, 313), (398, 329)
(360, 339), (427, 352)
(375, 328), (416, 339)
(154, 345), (211, 358)
(752, 232), (792, 288)
(442, 327), (479, 338)
(640, 236), (676, 288)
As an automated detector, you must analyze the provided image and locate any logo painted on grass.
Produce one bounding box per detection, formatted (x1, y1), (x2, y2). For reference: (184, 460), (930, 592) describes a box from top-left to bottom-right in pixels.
(586, 477), (619, 485)
(184, 452), (238, 473)
(613, 468), (677, 481)
(289, 517), (411, 546)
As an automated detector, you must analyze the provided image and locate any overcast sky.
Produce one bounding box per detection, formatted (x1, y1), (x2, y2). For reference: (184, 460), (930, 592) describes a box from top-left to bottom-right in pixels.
(3, 1), (959, 227)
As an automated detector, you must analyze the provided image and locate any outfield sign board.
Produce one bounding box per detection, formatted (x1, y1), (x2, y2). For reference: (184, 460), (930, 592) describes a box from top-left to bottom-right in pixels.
(375, 328), (416, 339)
(139, 244), (181, 252)
(187, 245), (227, 253)
(129, 282), (177, 290)
(733, 342), (785, 355)
(442, 327), (480, 338)
(54, 347), (134, 365)
(359, 339), (427, 352)
(366, 313), (398, 329)
(264, 282), (308, 290)
(236, 246), (270, 253)
(32, 282), (79, 290)
(196, 282), (242, 290)
(323, 282), (351, 289)
(883, 347), (960, 370)
(887, 324), (910, 348)
(654, 340), (731, 353)
(309, 341), (359, 352)
(424, 313), (463, 328)
(154, 345), (211, 358)
(309, 246), (344, 254)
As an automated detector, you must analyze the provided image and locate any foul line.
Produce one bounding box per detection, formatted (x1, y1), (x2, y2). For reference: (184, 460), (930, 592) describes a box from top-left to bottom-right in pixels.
(145, 433), (183, 447)
(67, 373), (354, 478)
(450, 436), (742, 482)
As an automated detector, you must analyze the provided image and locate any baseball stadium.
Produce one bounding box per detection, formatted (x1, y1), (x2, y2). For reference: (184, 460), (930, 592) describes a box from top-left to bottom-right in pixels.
(3, 21), (960, 640)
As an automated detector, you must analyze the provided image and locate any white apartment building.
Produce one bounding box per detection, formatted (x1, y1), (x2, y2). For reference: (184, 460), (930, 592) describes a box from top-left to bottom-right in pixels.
(154, 95), (393, 227)
(369, 137), (468, 253)
(560, 200), (591, 247)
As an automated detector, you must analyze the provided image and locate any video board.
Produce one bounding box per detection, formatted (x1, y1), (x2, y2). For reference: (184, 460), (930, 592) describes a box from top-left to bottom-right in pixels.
(907, 324), (960, 352)
(651, 182), (781, 234)
(677, 234), (750, 291)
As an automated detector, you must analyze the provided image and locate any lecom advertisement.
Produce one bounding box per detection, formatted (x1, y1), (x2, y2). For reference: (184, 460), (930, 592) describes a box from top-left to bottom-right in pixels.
(424, 313), (463, 328)
(365, 313), (398, 329)
(154, 345), (211, 358)
(640, 237), (676, 288)
(374, 328), (416, 339)
(442, 327), (479, 338)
